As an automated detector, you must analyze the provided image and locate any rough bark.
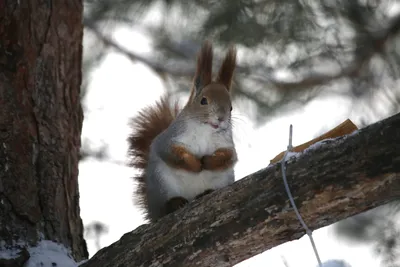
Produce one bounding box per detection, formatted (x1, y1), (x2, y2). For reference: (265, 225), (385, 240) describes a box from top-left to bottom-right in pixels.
(0, 0), (87, 264)
(82, 112), (400, 267)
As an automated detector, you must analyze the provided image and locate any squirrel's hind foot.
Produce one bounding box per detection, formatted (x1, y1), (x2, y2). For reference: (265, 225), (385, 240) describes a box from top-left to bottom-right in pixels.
(165, 196), (189, 215)
(195, 189), (214, 199)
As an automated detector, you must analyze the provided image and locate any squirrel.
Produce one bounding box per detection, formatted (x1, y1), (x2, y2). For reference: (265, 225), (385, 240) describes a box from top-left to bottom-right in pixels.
(128, 41), (238, 222)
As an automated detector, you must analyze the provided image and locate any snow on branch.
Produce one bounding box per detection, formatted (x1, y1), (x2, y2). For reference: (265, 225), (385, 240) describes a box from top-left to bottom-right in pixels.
(81, 112), (400, 267)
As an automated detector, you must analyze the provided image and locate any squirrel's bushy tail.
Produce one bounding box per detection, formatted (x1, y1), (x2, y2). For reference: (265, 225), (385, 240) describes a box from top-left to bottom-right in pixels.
(127, 96), (180, 220)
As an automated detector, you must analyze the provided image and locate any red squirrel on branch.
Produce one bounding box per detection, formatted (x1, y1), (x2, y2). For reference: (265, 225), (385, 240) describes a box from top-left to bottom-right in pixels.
(128, 41), (238, 222)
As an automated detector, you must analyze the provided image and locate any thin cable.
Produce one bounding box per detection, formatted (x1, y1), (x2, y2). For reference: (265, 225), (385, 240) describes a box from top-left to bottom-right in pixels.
(280, 124), (322, 267)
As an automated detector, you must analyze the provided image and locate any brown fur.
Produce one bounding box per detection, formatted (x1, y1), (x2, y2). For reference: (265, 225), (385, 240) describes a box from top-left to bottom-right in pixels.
(201, 147), (236, 171)
(217, 45), (236, 89)
(166, 144), (202, 172)
(128, 41), (237, 221)
(188, 41), (213, 103)
(127, 96), (180, 219)
(184, 83), (232, 120)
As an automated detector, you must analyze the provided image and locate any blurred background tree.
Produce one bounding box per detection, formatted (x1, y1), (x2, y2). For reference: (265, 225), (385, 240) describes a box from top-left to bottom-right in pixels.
(80, 0), (400, 265)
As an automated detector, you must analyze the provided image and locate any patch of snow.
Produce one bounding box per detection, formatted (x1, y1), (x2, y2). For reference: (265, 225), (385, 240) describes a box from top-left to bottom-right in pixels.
(321, 259), (352, 267)
(77, 259), (89, 266)
(347, 128), (360, 137)
(302, 129), (358, 155)
(284, 151), (301, 162)
(24, 240), (80, 267)
(302, 138), (335, 154)
(0, 239), (28, 259)
(273, 128), (359, 166)
(0, 246), (20, 260)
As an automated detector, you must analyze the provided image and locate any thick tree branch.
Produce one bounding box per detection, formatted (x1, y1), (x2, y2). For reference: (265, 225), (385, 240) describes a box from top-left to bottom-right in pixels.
(82, 112), (400, 267)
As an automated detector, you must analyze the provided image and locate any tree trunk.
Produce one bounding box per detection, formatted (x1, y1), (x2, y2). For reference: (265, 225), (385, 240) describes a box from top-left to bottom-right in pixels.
(82, 112), (400, 267)
(0, 0), (87, 265)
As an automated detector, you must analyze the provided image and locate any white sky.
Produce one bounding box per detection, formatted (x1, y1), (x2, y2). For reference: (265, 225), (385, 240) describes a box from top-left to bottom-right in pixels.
(78, 25), (390, 267)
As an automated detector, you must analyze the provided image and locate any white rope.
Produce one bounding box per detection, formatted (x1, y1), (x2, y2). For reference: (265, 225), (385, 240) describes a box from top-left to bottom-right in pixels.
(280, 125), (322, 267)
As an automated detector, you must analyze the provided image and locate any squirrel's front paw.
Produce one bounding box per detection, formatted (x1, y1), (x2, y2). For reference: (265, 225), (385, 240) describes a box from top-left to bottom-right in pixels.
(201, 155), (222, 170)
(213, 148), (234, 158)
(182, 152), (202, 172)
(170, 144), (202, 172)
(202, 148), (235, 171)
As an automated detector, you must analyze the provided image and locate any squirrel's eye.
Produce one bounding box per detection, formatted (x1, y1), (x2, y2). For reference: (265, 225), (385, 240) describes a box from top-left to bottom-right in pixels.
(230, 106), (233, 111)
(200, 97), (208, 105)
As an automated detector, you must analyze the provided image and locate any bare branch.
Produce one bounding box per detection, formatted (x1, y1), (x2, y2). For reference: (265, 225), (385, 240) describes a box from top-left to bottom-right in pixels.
(81, 112), (400, 267)
(83, 20), (196, 76)
(84, 11), (400, 96)
(265, 12), (400, 90)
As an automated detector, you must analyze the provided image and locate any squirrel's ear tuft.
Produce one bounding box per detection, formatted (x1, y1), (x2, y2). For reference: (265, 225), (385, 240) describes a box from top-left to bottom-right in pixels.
(193, 41), (213, 95)
(216, 45), (236, 91)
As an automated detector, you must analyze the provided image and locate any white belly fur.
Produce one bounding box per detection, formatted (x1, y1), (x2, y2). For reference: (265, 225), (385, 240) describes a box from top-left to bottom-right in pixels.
(161, 121), (235, 200)
(176, 120), (233, 156)
(158, 161), (234, 200)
